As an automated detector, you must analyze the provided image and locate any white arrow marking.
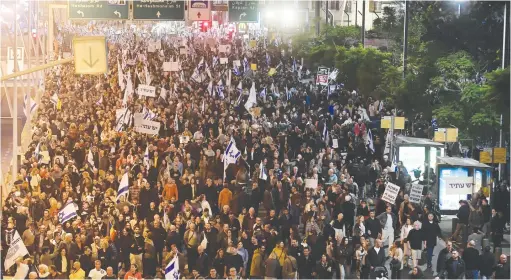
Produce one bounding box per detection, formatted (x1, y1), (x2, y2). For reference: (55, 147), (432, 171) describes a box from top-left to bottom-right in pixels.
(114, 10), (121, 18)
(77, 10), (84, 17)
(239, 12), (247, 20)
(156, 11), (161, 18)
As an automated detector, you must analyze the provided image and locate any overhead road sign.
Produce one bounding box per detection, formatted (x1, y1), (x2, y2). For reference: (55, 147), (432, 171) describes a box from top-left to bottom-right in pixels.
(228, 0), (258, 23)
(73, 36), (108, 75)
(132, 0), (185, 20)
(68, 0), (129, 20)
(188, 0), (211, 21)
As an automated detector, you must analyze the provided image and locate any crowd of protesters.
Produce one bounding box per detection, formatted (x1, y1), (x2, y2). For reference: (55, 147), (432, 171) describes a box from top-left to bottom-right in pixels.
(1, 24), (509, 280)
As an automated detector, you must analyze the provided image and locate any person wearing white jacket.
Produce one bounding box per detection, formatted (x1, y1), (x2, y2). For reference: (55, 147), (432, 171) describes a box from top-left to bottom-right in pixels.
(400, 218), (414, 268)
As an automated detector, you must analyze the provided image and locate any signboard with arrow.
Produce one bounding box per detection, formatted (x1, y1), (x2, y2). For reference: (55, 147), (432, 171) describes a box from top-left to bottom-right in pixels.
(73, 36), (107, 75)
(228, 0), (258, 22)
(188, 0), (211, 21)
(68, 0), (129, 20)
(132, 0), (185, 20)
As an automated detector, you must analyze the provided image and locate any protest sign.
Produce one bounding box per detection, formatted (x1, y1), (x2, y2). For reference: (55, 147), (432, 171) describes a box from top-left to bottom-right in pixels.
(134, 113), (160, 135)
(220, 57), (228, 64)
(444, 177), (474, 195)
(127, 59), (136, 66)
(382, 182), (400, 204)
(249, 40), (257, 49)
(155, 40), (162, 50)
(137, 85), (156, 97)
(409, 184), (424, 204)
(179, 135), (190, 144)
(268, 68), (277, 76)
(147, 43), (156, 53)
(233, 60), (241, 67)
(251, 63), (257, 71)
(180, 47), (188, 55)
(305, 178), (318, 189)
(163, 62), (172, 72)
(332, 139), (339, 148)
(170, 61), (180, 71)
(316, 74), (328, 85)
(219, 45), (231, 53)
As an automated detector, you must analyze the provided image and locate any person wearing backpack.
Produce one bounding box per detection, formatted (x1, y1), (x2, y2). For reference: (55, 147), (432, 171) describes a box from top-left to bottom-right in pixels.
(282, 248), (298, 279)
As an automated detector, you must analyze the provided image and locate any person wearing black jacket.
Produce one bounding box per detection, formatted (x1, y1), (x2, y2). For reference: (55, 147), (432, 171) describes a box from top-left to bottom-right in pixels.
(439, 250), (465, 279)
(422, 213), (443, 269)
(149, 220), (167, 266)
(297, 247), (315, 279)
(314, 254), (334, 279)
(436, 241), (453, 276)
(481, 199), (492, 237)
(365, 210), (381, 247)
(407, 221), (423, 268)
(479, 246), (495, 279)
(494, 254), (510, 279)
(366, 239), (386, 277)
(450, 200), (470, 243)
(462, 240), (480, 279)
(129, 226), (145, 273)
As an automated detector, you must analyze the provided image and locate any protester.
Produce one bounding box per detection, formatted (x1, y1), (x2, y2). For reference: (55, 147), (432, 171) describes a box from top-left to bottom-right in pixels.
(3, 24), (507, 280)
(494, 254), (510, 279)
(438, 250), (465, 279)
(462, 240), (480, 279)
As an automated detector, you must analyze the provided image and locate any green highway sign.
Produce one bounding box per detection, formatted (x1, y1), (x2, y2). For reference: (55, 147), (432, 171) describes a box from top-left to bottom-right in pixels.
(228, 0), (258, 23)
(132, 0), (185, 20)
(68, 0), (129, 20)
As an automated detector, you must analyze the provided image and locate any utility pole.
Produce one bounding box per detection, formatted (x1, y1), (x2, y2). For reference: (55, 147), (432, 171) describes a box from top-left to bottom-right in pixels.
(361, 0), (366, 47)
(315, 0), (321, 36)
(403, 0), (409, 79)
(13, 0), (19, 183)
(498, 2), (507, 181)
(326, 0), (329, 26)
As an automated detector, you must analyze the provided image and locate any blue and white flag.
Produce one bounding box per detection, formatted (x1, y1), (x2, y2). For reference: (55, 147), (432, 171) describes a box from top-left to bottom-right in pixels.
(259, 160), (268, 181)
(58, 201), (78, 224)
(224, 138), (241, 164)
(378, 100), (384, 112)
(431, 118), (438, 131)
(117, 172), (129, 202)
(34, 142), (41, 160)
(23, 94), (38, 117)
(174, 113), (179, 132)
(144, 146), (150, 170)
(233, 64), (241, 76)
(207, 81), (213, 96)
(368, 129), (375, 153)
(327, 85), (332, 97)
(143, 107), (156, 120)
(212, 56), (219, 68)
(197, 57), (205, 71)
(292, 58), (297, 72)
(50, 93), (59, 106)
(160, 88), (167, 103)
(243, 57), (249, 73)
(165, 255), (180, 280)
(245, 82), (257, 112)
(96, 95), (103, 106)
(87, 147), (95, 168)
(266, 53), (271, 65)
(259, 88), (267, 99)
(216, 80), (225, 99)
(286, 86), (291, 101)
(323, 124), (329, 144)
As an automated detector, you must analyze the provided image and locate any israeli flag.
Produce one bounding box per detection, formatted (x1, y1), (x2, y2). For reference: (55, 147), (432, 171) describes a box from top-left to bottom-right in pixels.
(286, 86), (291, 101)
(34, 142), (41, 160)
(212, 56), (219, 68)
(117, 172), (129, 202)
(431, 118), (438, 131)
(327, 84), (332, 97)
(266, 52), (271, 65)
(259, 161), (268, 181)
(58, 201), (78, 224)
(243, 57), (249, 73)
(207, 81), (213, 96)
(23, 94), (38, 117)
(217, 80), (225, 99)
(96, 95), (103, 106)
(292, 58), (297, 72)
(237, 81), (243, 93)
(160, 88), (167, 103)
(87, 148), (95, 168)
(143, 107), (156, 120)
(50, 93), (59, 106)
(323, 124), (329, 144)
(144, 146), (150, 170)
(245, 82), (257, 112)
(378, 100), (384, 112)
(259, 87), (267, 99)
(233, 64), (241, 76)
(174, 113), (179, 132)
(197, 57), (205, 71)
(368, 129), (375, 153)
(165, 256), (180, 280)
(224, 138), (241, 164)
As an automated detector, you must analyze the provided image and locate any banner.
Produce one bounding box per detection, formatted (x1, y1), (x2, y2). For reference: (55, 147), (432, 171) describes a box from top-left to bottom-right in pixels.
(409, 184), (424, 204)
(316, 74), (328, 85)
(220, 57), (228, 65)
(134, 113), (161, 135)
(4, 231), (29, 270)
(305, 178), (318, 189)
(219, 45), (231, 53)
(188, 0), (211, 21)
(382, 182), (400, 205)
(137, 85), (156, 97)
(444, 177), (474, 195)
